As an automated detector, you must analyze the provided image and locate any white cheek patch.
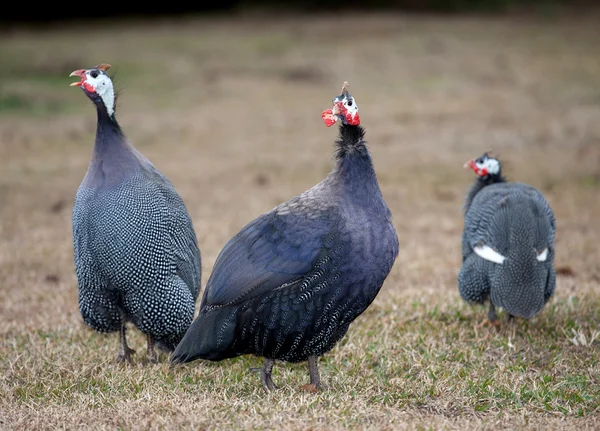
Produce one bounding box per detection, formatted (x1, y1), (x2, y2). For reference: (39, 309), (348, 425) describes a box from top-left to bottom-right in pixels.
(344, 99), (358, 116)
(474, 245), (506, 264)
(484, 158), (500, 175)
(86, 73), (115, 117)
(536, 248), (549, 262)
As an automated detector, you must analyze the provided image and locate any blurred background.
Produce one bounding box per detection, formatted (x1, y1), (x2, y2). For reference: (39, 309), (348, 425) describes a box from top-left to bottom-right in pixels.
(1, 0), (599, 340)
(1, 1), (600, 428)
(1, 0), (599, 24)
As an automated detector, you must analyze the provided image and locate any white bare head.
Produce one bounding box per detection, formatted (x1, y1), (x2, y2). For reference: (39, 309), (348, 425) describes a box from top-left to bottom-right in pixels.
(69, 63), (115, 117)
(321, 81), (361, 127)
(464, 152), (501, 178)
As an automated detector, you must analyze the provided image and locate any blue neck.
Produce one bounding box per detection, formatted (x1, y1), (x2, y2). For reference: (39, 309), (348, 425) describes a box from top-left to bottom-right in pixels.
(332, 125), (388, 215)
(81, 101), (140, 188)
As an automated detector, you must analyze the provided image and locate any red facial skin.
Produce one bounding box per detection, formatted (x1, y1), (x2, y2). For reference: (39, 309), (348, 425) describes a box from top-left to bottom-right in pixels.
(344, 111), (360, 126)
(321, 100), (360, 127)
(335, 101), (360, 126)
(466, 159), (488, 176)
(70, 69), (96, 93)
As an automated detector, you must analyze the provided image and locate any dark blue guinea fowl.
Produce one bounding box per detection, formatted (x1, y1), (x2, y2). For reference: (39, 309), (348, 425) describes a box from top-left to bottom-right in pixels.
(458, 152), (556, 325)
(70, 64), (201, 363)
(171, 88), (399, 391)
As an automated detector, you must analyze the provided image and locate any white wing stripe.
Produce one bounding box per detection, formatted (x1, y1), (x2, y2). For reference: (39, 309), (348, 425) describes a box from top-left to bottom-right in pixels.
(474, 245), (506, 264)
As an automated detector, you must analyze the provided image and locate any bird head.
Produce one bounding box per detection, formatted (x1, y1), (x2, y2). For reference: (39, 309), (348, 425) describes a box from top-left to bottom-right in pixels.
(69, 63), (115, 116)
(464, 152), (501, 178)
(322, 81), (360, 127)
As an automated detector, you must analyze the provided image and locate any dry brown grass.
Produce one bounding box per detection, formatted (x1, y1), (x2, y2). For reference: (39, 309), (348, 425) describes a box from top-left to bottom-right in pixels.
(1, 11), (600, 430)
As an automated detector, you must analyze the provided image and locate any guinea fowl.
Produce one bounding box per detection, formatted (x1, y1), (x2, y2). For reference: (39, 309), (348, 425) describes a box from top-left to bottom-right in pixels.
(69, 63), (201, 363)
(171, 82), (399, 391)
(458, 152), (556, 325)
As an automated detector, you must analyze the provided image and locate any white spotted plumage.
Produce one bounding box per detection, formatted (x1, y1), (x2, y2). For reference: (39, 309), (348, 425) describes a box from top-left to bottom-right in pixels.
(71, 63), (202, 357)
(458, 153), (556, 320)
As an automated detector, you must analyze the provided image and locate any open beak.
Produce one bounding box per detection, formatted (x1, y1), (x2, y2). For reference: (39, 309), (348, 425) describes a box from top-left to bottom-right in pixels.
(69, 69), (86, 87)
(332, 102), (343, 116)
(331, 100), (360, 126)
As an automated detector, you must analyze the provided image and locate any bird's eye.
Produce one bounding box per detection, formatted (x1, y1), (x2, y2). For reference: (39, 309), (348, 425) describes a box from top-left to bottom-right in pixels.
(476, 158), (483, 164)
(347, 100), (353, 106)
(90, 71), (99, 78)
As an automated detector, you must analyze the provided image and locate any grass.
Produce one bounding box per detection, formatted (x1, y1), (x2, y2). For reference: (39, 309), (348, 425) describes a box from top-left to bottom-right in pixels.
(1, 10), (600, 431)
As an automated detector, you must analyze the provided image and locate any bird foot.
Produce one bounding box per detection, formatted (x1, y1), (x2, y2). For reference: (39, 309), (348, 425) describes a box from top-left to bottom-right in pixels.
(116, 346), (136, 363)
(477, 318), (501, 329)
(147, 342), (159, 364)
(250, 367), (278, 391)
(261, 374), (278, 391)
(300, 383), (319, 393)
(251, 364), (278, 391)
(147, 350), (158, 364)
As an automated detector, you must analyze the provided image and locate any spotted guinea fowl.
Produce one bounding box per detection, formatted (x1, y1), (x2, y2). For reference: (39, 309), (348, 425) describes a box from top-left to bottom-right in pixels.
(171, 82), (399, 391)
(458, 152), (556, 325)
(69, 63), (201, 363)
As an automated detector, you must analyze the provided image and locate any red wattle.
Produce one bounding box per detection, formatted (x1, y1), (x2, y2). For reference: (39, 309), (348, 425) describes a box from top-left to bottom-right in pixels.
(83, 82), (96, 93)
(322, 109), (337, 127)
(345, 112), (360, 126)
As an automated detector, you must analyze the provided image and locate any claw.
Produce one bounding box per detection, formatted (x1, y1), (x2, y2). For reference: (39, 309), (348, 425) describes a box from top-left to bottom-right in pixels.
(116, 323), (135, 363)
(259, 358), (278, 391)
(116, 346), (136, 363)
(147, 335), (158, 364)
(477, 318), (501, 329)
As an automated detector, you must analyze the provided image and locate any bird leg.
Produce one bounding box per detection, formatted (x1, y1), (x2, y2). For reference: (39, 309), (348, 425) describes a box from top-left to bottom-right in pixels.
(309, 356), (321, 388)
(116, 323), (135, 363)
(298, 355), (322, 392)
(488, 302), (498, 323)
(146, 334), (158, 364)
(260, 358), (278, 391)
(299, 356), (322, 393)
(477, 302), (501, 329)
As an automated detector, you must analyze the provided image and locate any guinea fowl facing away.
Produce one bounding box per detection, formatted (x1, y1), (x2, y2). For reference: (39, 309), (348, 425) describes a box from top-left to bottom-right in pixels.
(69, 64), (202, 363)
(458, 152), (556, 325)
(171, 82), (399, 391)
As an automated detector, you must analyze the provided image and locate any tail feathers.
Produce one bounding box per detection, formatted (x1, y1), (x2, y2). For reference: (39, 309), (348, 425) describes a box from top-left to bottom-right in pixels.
(170, 306), (239, 364)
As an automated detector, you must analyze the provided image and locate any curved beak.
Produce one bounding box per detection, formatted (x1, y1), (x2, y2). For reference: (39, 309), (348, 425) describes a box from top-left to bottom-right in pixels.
(69, 69), (86, 87)
(332, 102), (343, 116)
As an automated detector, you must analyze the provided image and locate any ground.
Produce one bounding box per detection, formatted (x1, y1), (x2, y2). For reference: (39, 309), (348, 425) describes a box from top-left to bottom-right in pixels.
(0, 11), (599, 431)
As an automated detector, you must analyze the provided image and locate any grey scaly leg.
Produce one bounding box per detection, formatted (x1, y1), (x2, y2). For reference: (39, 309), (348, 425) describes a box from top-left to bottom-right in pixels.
(116, 323), (135, 363)
(479, 301), (501, 328)
(488, 302), (497, 323)
(146, 334), (158, 363)
(260, 358), (277, 391)
(308, 356), (321, 390)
